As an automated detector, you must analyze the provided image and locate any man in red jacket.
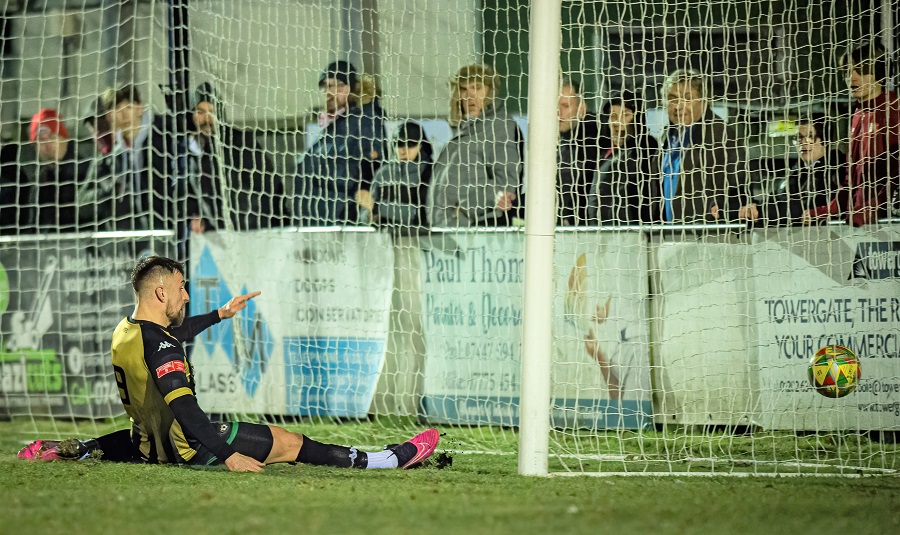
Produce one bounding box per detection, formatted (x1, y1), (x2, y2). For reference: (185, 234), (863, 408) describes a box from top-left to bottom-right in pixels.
(806, 43), (900, 227)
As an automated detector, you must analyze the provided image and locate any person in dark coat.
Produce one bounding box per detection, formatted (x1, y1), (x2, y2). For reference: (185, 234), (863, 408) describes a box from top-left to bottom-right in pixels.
(0, 110), (91, 234)
(100, 85), (180, 230)
(359, 121), (433, 234)
(557, 79), (606, 226)
(658, 70), (747, 224)
(186, 83), (286, 232)
(294, 61), (387, 225)
(589, 91), (660, 225)
(739, 116), (844, 226)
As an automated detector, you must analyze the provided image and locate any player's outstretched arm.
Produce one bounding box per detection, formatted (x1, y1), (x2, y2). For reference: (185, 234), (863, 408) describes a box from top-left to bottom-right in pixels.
(169, 291), (261, 342)
(217, 291), (261, 319)
(168, 309), (221, 341)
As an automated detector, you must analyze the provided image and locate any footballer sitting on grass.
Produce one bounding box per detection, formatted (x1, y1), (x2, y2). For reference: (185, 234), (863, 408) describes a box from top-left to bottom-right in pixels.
(18, 256), (439, 472)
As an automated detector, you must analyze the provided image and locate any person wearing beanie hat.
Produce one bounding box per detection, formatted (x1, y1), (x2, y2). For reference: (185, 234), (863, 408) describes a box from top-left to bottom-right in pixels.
(186, 82), (286, 232)
(319, 61), (359, 93)
(318, 61), (358, 120)
(294, 60), (387, 225)
(25, 108), (91, 232)
(359, 120), (433, 232)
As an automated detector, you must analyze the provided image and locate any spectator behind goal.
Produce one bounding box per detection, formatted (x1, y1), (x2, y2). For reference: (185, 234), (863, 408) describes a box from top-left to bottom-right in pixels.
(806, 43), (900, 226)
(186, 82), (287, 233)
(0, 110), (89, 234)
(557, 78), (605, 226)
(659, 69), (747, 224)
(428, 64), (524, 227)
(589, 91), (660, 225)
(99, 85), (181, 230)
(740, 115), (844, 227)
(358, 120), (434, 234)
(294, 61), (387, 225)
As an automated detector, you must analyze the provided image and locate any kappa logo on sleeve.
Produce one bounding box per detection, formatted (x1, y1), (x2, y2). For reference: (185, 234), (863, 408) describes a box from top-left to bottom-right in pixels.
(156, 360), (185, 378)
(158, 341), (175, 352)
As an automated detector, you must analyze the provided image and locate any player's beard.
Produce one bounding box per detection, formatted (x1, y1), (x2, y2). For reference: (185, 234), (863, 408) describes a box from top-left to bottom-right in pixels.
(167, 300), (186, 327)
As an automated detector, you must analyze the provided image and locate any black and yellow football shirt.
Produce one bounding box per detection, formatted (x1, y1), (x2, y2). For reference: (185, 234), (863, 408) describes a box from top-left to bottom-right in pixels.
(110, 311), (234, 464)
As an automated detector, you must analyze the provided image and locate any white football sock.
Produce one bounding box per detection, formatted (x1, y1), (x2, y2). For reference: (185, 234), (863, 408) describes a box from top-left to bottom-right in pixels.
(364, 449), (399, 469)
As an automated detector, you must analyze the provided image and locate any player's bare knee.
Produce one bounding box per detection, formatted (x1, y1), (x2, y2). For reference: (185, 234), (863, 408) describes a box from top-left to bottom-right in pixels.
(267, 425), (303, 461)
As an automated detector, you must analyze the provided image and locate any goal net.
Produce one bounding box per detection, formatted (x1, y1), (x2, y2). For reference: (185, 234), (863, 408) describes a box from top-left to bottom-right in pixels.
(0, 0), (897, 476)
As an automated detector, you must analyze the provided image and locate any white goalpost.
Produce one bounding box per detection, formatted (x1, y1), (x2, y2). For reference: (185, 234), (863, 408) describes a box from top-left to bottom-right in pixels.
(518, 0), (561, 477)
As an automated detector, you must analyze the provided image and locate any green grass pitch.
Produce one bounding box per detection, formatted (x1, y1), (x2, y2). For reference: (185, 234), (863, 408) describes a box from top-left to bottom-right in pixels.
(1, 419), (898, 535)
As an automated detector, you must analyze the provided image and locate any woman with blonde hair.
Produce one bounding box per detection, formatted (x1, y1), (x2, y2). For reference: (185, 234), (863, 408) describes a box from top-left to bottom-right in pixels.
(427, 64), (524, 227)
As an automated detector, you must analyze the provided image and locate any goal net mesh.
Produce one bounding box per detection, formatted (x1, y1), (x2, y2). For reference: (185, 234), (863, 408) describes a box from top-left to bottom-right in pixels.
(0, 0), (897, 475)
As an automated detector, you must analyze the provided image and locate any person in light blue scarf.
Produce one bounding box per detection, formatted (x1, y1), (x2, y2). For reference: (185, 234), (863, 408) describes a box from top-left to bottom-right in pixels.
(658, 70), (746, 224)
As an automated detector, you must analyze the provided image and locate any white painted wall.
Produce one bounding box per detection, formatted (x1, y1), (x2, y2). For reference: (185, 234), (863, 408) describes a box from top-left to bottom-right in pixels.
(377, 0), (479, 118)
(9, 0), (480, 131)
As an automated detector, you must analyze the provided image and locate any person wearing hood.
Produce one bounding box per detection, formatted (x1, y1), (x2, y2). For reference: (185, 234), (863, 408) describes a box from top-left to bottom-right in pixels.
(427, 64), (524, 228)
(186, 83), (286, 232)
(294, 60), (387, 225)
(358, 120), (433, 234)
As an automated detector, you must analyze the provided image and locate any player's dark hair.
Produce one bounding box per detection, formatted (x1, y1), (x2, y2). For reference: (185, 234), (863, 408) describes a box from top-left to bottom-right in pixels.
(131, 256), (184, 293)
(839, 43), (888, 83)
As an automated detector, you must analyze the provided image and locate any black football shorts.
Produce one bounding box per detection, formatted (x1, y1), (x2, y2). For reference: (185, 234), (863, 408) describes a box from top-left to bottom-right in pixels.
(188, 421), (274, 466)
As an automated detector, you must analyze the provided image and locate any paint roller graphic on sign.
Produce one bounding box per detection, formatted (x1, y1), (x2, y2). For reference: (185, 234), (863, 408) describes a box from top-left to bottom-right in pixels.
(7, 256), (57, 351)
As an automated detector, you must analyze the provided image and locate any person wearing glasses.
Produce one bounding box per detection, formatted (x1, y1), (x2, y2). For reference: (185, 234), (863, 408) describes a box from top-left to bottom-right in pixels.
(739, 115), (844, 226)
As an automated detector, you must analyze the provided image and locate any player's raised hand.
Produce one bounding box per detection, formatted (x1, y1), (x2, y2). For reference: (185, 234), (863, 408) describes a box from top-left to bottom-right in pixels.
(218, 291), (262, 319)
(224, 452), (265, 473)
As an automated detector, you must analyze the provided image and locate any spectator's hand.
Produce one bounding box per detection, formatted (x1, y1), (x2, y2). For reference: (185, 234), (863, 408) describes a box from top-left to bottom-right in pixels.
(355, 190), (375, 212)
(496, 191), (517, 212)
(801, 210), (814, 226)
(190, 218), (206, 234)
(739, 203), (759, 221)
(709, 203), (720, 221)
(218, 291), (262, 319)
(224, 452), (264, 473)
